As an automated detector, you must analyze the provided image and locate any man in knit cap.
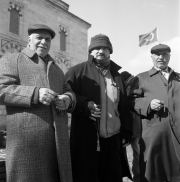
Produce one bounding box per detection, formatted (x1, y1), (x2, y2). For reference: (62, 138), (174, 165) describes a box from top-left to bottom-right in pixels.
(65, 34), (132, 182)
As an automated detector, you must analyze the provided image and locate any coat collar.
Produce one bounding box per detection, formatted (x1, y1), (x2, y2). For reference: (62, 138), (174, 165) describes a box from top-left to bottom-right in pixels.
(149, 66), (174, 77)
(87, 54), (122, 76)
(21, 47), (54, 63)
(149, 67), (159, 76)
(21, 47), (37, 58)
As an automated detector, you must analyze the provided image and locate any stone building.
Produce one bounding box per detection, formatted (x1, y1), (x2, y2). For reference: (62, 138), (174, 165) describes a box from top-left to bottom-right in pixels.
(0, 0), (91, 127)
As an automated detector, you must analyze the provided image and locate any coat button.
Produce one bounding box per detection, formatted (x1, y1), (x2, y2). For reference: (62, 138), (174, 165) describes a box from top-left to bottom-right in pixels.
(164, 83), (167, 86)
(95, 83), (98, 86)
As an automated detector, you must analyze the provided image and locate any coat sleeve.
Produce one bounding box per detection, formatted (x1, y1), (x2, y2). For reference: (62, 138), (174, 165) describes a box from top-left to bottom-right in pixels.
(129, 75), (152, 117)
(0, 53), (36, 107)
(120, 78), (133, 134)
(63, 81), (76, 113)
(65, 65), (90, 116)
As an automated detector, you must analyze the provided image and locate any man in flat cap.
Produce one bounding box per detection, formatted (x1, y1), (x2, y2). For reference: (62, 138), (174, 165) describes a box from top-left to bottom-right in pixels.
(65, 34), (132, 182)
(129, 44), (180, 182)
(0, 24), (76, 182)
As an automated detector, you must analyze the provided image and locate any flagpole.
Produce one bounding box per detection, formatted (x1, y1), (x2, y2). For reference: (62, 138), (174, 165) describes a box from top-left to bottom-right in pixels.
(156, 27), (160, 44)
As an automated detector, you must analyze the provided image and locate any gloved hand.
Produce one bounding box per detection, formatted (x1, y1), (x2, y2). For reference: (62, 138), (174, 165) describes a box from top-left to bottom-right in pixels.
(122, 131), (132, 147)
(128, 88), (143, 99)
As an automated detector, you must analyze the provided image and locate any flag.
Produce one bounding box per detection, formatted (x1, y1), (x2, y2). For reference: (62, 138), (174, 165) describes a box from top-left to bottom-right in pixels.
(139, 27), (158, 47)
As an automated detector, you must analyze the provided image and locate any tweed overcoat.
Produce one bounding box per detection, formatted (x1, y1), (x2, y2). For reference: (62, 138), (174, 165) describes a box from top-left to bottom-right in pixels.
(129, 67), (180, 182)
(0, 48), (75, 182)
(65, 55), (132, 181)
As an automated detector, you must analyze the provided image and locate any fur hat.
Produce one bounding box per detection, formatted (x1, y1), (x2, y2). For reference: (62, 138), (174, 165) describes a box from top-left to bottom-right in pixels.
(88, 34), (113, 54)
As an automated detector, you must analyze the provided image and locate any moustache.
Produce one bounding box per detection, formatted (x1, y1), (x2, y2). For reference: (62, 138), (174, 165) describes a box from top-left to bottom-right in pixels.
(97, 53), (104, 56)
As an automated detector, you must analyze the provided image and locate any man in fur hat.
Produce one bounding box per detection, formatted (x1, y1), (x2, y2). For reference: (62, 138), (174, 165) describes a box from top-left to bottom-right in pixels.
(65, 34), (132, 182)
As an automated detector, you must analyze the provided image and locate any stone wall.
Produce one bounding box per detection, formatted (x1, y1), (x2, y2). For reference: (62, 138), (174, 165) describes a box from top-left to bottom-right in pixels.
(0, 0), (91, 125)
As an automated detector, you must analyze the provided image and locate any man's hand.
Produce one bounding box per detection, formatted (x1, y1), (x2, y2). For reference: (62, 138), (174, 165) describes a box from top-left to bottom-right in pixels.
(122, 131), (132, 147)
(150, 99), (164, 111)
(39, 88), (57, 105)
(54, 94), (71, 110)
(88, 101), (101, 121)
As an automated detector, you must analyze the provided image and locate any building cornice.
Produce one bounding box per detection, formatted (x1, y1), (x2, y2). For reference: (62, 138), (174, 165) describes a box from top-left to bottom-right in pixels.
(44, 0), (91, 29)
(47, 0), (69, 11)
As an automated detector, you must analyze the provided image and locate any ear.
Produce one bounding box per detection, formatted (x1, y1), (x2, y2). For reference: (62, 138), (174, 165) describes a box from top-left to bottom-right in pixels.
(28, 36), (31, 43)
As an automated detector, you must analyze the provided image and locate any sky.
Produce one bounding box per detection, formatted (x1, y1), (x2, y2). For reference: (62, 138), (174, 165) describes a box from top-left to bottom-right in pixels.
(65, 0), (180, 75)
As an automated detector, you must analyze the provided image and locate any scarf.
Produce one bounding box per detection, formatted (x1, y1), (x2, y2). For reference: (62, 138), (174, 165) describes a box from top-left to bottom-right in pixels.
(93, 57), (110, 76)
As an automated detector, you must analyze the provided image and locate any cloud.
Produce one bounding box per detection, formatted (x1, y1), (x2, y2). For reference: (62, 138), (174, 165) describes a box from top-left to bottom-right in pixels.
(124, 37), (180, 76)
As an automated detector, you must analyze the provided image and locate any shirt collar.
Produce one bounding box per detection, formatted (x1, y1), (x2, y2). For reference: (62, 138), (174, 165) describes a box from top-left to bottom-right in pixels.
(149, 66), (173, 77)
(154, 66), (169, 73)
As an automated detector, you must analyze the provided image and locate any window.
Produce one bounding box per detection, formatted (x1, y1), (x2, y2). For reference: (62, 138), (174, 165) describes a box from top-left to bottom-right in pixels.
(59, 25), (68, 52)
(8, 3), (22, 35)
(60, 31), (66, 51)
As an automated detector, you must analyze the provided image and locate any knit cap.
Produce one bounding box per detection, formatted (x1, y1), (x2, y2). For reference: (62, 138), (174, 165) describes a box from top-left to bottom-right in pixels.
(88, 34), (113, 54)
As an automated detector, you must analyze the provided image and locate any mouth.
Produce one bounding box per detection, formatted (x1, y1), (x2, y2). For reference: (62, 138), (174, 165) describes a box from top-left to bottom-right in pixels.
(97, 54), (104, 57)
(158, 62), (164, 64)
(38, 46), (47, 50)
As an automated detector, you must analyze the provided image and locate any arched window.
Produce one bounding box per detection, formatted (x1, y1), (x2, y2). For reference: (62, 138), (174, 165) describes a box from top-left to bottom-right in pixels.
(8, 3), (22, 35)
(59, 26), (68, 52)
(60, 31), (66, 51)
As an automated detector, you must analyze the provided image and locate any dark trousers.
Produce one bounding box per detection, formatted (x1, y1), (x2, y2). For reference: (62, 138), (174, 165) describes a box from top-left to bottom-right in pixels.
(71, 133), (122, 182)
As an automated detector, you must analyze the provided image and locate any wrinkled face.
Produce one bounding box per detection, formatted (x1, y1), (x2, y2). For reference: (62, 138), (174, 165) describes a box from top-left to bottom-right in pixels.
(28, 30), (51, 57)
(151, 50), (170, 70)
(91, 47), (110, 60)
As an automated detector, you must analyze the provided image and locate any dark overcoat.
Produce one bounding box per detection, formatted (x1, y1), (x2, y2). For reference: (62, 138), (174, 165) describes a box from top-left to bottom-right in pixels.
(65, 55), (132, 180)
(129, 67), (180, 182)
(0, 48), (75, 182)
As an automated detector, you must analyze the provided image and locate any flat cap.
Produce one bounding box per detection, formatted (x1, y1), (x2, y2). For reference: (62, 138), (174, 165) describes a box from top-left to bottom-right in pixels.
(28, 24), (56, 39)
(151, 44), (171, 54)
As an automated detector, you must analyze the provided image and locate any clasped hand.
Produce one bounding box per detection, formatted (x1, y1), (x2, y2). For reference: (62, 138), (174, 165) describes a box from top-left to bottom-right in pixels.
(39, 88), (56, 105)
(54, 95), (71, 110)
(39, 88), (71, 109)
(88, 101), (101, 121)
(150, 99), (164, 111)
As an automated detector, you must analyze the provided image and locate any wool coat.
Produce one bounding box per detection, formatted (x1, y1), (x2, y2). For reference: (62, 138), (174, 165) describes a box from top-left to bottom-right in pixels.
(0, 48), (76, 182)
(65, 55), (132, 181)
(129, 67), (180, 182)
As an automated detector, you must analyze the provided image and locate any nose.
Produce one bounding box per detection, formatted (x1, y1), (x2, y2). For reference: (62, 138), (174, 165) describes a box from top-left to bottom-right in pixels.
(98, 48), (104, 52)
(41, 38), (46, 44)
(159, 54), (163, 59)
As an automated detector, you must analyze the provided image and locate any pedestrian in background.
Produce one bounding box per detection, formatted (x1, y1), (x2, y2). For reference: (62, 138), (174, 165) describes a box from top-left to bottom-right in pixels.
(121, 71), (141, 182)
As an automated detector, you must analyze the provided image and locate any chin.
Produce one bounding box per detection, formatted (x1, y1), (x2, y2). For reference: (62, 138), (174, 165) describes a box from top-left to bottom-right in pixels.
(37, 52), (47, 58)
